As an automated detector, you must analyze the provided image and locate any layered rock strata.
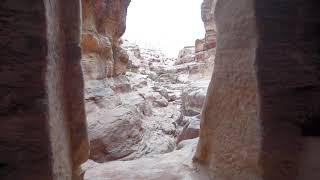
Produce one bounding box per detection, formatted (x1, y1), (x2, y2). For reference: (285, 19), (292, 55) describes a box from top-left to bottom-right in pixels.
(193, 0), (217, 77)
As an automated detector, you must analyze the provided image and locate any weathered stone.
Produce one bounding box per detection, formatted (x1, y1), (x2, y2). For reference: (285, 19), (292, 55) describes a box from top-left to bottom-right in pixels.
(108, 75), (132, 93)
(0, 0), (89, 179)
(175, 46), (196, 65)
(196, 0), (320, 180)
(88, 106), (143, 162)
(122, 40), (143, 71)
(181, 81), (208, 116)
(3, 0), (320, 180)
(201, 0), (217, 51)
(195, 39), (205, 53)
(194, 1), (260, 179)
(81, 0), (130, 79)
(84, 138), (211, 180)
(177, 116), (200, 144)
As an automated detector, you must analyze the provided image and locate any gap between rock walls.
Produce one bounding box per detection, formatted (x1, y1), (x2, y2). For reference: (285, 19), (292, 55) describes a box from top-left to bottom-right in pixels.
(80, 0), (216, 179)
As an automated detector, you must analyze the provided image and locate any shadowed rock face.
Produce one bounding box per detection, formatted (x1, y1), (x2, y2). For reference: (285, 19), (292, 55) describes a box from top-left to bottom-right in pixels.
(256, 1), (320, 179)
(0, 0), (89, 179)
(195, 0), (320, 179)
(81, 0), (130, 79)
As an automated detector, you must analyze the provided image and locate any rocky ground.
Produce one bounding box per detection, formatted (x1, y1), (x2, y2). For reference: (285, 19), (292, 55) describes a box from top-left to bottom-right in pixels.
(82, 40), (214, 179)
(83, 138), (211, 180)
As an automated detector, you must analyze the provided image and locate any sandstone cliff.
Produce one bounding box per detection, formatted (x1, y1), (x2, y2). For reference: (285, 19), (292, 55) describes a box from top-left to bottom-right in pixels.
(200, 0), (217, 51)
(194, 0), (217, 77)
(81, 0), (130, 79)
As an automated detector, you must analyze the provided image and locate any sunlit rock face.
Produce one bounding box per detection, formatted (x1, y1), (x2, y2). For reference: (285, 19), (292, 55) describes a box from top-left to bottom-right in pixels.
(0, 0), (88, 179)
(196, 0), (320, 179)
(81, 0), (130, 79)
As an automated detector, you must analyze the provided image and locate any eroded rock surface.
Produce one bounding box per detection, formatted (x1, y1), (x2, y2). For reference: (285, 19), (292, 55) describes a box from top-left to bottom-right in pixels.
(81, 0), (130, 79)
(85, 39), (213, 163)
(80, 0), (215, 174)
(84, 139), (211, 180)
(175, 46), (196, 65)
(80, 0), (208, 162)
(194, 0), (217, 77)
(177, 116), (201, 144)
(181, 80), (209, 116)
(194, 0), (260, 179)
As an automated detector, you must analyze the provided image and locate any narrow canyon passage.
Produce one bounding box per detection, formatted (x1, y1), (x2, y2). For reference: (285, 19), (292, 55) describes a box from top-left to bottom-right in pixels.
(81, 0), (216, 179)
(82, 43), (214, 179)
(1, 0), (320, 180)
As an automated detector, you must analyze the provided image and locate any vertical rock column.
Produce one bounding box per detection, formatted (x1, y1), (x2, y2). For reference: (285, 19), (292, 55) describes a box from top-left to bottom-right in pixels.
(194, 0), (261, 179)
(196, 0), (320, 179)
(0, 0), (89, 179)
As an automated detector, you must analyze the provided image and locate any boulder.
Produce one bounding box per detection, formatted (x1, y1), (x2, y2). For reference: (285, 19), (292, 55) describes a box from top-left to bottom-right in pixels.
(181, 81), (209, 116)
(177, 116), (200, 143)
(108, 75), (132, 93)
(87, 106), (144, 162)
(122, 40), (143, 71)
(175, 46), (196, 65)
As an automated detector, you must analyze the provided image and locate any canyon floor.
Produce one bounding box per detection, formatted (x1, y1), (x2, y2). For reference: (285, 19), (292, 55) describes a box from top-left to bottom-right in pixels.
(82, 40), (214, 179)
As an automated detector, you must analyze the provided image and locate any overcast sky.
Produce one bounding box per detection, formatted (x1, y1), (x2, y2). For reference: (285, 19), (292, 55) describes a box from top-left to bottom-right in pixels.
(123, 0), (205, 57)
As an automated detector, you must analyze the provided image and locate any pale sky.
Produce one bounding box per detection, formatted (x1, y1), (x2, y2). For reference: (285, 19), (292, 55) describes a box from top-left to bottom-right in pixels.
(123, 0), (205, 57)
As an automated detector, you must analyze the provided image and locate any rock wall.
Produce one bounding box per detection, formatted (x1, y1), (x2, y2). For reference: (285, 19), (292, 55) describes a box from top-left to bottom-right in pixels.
(194, 0), (217, 77)
(195, 0), (320, 179)
(194, 0), (260, 179)
(81, 0), (135, 163)
(81, 0), (130, 79)
(256, 1), (320, 179)
(0, 0), (89, 179)
(200, 0), (217, 51)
